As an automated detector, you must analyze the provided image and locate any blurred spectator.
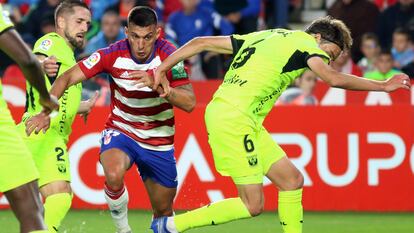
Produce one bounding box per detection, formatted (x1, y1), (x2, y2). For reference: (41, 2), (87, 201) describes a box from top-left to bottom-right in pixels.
(276, 70), (318, 106)
(376, 0), (414, 49)
(391, 27), (414, 69)
(84, 10), (125, 55)
(156, 0), (214, 24)
(357, 33), (380, 74)
(331, 50), (363, 76)
(20, 0), (59, 40)
(82, 76), (111, 106)
(108, 0), (151, 24)
(264, 0), (289, 28)
(166, 0), (233, 79)
(402, 61), (414, 77)
(215, 0), (261, 34)
(328, 0), (379, 63)
(39, 12), (55, 35)
(88, 0), (118, 21)
(364, 50), (401, 80)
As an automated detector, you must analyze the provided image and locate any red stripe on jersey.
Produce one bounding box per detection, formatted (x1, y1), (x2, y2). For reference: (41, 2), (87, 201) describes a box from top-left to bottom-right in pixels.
(110, 113), (175, 130)
(105, 121), (174, 146)
(112, 83), (160, 99)
(113, 97), (173, 116)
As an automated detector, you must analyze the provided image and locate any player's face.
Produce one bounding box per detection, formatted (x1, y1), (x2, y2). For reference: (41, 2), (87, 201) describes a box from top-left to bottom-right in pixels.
(126, 24), (161, 62)
(62, 6), (91, 49)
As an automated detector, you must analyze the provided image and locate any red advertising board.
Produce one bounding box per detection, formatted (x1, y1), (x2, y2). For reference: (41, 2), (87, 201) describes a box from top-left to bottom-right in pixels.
(1, 104), (413, 211)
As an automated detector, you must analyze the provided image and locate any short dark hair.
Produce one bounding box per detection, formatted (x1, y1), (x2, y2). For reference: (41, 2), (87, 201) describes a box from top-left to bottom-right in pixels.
(393, 27), (411, 41)
(127, 6), (158, 27)
(55, 0), (90, 23)
(305, 16), (352, 51)
(379, 49), (393, 58)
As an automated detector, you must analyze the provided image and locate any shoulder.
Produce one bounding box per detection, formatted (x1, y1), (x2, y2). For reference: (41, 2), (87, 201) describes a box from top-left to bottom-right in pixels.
(100, 39), (129, 56)
(156, 38), (177, 57)
(34, 33), (63, 54)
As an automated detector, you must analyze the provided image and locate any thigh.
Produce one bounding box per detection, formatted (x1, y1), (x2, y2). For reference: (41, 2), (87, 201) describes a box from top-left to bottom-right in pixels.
(27, 132), (71, 188)
(205, 103), (262, 185)
(257, 127), (286, 175)
(135, 146), (178, 189)
(0, 111), (38, 192)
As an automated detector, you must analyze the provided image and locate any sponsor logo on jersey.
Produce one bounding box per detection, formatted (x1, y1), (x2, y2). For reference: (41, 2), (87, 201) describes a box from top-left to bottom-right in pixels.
(83, 52), (101, 69)
(38, 39), (53, 51)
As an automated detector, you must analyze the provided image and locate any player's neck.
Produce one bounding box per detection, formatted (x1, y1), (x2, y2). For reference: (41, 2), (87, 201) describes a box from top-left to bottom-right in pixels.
(56, 29), (76, 51)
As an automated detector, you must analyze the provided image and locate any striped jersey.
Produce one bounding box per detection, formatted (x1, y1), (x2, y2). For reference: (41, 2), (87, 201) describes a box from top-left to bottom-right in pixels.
(78, 38), (189, 151)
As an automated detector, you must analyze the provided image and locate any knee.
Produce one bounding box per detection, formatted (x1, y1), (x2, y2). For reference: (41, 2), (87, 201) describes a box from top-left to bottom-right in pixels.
(105, 168), (125, 189)
(281, 172), (304, 191)
(246, 202), (264, 217)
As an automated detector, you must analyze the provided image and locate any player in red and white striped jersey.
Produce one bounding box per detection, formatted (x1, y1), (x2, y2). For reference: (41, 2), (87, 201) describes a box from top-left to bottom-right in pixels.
(26, 6), (195, 233)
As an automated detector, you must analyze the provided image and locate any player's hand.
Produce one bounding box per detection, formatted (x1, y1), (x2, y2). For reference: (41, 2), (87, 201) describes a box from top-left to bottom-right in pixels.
(153, 69), (171, 98)
(79, 91), (99, 124)
(384, 73), (410, 92)
(128, 70), (154, 88)
(42, 55), (59, 77)
(39, 94), (59, 115)
(25, 112), (51, 136)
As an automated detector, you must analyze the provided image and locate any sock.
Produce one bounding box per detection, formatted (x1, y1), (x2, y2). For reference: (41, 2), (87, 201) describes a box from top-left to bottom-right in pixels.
(172, 198), (251, 232)
(104, 183), (130, 232)
(278, 189), (303, 233)
(44, 192), (72, 233)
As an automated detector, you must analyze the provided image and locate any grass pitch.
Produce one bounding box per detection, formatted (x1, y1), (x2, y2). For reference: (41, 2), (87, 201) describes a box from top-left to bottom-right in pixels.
(0, 210), (413, 233)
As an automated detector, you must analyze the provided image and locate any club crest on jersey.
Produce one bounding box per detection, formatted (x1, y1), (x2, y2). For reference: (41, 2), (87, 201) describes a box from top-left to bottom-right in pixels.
(38, 39), (52, 51)
(102, 129), (120, 145)
(83, 52), (101, 69)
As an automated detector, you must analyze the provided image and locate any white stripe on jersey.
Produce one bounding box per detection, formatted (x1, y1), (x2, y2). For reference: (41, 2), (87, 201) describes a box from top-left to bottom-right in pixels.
(112, 120), (175, 138)
(114, 90), (168, 108)
(112, 77), (153, 92)
(113, 56), (162, 71)
(112, 121), (174, 151)
(113, 106), (174, 123)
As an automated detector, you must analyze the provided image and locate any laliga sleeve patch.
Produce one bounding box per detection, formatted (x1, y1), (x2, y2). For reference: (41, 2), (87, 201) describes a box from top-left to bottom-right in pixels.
(38, 39), (53, 51)
(83, 52), (101, 69)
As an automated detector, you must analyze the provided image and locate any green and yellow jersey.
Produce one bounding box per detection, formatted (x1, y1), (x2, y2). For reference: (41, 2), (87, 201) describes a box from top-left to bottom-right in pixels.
(212, 29), (329, 125)
(23, 32), (82, 142)
(364, 69), (401, 81)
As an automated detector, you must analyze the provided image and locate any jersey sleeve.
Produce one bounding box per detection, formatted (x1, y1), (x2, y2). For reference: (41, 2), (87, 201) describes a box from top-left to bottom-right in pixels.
(302, 45), (330, 65)
(0, 5), (13, 34)
(33, 34), (56, 57)
(230, 31), (261, 56)
(78, 50), (108, 79)
(166, 60), (190, 88)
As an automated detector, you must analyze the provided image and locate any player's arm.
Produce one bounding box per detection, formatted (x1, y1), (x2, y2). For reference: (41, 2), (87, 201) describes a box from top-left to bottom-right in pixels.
(154, 36), (233, 94)
(307, 56), (410, 92)
(0, 29), (58, 112)
(164, 84), (195, 112)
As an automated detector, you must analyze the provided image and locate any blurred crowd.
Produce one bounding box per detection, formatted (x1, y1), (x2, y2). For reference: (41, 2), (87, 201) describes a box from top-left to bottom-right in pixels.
(0, 0), (413, 106)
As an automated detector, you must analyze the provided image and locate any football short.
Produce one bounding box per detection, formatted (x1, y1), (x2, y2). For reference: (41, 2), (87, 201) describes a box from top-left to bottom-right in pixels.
(205, 98), (286, 185)
(0, 99), (38, 192)
(100, 129), (178, 188)
(17, 125), (70, 187)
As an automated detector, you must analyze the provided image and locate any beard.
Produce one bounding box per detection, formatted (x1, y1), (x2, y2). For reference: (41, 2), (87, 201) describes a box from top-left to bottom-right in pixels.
(65, 30), (84, 49)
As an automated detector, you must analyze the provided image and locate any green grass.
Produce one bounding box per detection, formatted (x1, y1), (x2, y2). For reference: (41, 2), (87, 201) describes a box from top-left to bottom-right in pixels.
(0, 210), (413, 233)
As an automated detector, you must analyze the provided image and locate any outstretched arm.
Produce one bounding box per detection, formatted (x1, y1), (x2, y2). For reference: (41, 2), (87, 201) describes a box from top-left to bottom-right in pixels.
(153, 36), (233, 93)
(0, 29), (58, 112)
(307, 56), (410, 92)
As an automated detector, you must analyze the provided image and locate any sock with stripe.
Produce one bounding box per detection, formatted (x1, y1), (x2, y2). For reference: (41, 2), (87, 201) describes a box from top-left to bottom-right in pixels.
(169, 197), (251, 232)
(104, 183), (131, 233)
(278, 189), (303, 233)
(44, 192), (72, 233)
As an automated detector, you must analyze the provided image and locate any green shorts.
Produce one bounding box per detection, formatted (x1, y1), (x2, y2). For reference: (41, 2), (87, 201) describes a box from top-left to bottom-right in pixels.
(0, 101), (38, 192)
(205, 99), (286, 185)
(17, 124), (70, 187)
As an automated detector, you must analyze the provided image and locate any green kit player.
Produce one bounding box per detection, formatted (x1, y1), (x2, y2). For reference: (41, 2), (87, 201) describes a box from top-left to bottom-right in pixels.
(150, 17), (411, 233)
(19, 1), (94, 232)
(0, 4), (58, 233)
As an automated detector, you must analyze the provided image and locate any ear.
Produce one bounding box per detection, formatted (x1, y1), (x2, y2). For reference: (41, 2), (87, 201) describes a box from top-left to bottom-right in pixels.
(57, 16), (65, 30)
(124, 26), (129, 39)
(155, 26), (161, 39)
(313, 33), (322, 43)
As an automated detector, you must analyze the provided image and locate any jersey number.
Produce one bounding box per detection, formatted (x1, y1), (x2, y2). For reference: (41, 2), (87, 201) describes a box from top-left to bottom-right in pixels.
(55, 147), (65, 162)
(244, 135), (255, 153)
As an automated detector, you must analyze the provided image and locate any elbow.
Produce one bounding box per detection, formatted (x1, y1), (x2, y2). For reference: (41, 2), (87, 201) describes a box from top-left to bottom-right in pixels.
(19, 53), (38, 69)
(325, 74), (345, 88)
(183, 97), (196, 113)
